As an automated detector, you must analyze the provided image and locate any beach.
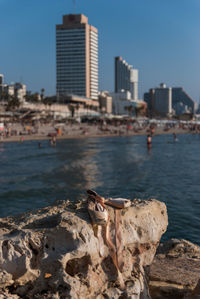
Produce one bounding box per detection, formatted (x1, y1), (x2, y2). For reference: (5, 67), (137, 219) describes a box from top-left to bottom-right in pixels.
(0, 120), (195, 143)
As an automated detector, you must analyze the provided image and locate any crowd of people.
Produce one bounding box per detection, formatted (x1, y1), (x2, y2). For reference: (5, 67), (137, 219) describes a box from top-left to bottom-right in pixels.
(0, 118), (200, 143)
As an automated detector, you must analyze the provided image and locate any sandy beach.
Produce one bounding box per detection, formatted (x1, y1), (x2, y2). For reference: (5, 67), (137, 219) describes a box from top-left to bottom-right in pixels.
(0, 121), (194, 143)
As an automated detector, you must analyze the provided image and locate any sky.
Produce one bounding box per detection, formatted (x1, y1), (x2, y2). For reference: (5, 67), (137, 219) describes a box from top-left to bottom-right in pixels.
(0, 0), (200, 101)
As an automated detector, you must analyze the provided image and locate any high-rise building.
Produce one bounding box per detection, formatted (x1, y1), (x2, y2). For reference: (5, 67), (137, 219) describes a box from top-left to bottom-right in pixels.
(56, 14), (98, 100)
(144, 83), (195, 116)
(0, 74), (4, 96)
(0, 74), (3, 85)
(153, 83), (172, 116)
(115, 56), (138, 100)
(172, 87), (195, 114)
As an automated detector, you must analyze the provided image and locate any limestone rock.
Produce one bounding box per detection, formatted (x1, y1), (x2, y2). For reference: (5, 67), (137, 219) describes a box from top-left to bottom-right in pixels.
(0, 198), (168, 298)
(149, 238), (200, 299)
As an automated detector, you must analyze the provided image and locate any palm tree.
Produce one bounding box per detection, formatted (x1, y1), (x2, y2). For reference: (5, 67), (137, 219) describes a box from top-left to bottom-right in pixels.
(6, 96), (20, 111)
(42, 97), (53, 106)
(68, 104), (75, 118)
(41, 88), (45, 101)
(0, 91), (8, 101)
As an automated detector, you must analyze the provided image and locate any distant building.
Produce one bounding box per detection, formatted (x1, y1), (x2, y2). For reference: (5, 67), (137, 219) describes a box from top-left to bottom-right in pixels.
(172, 87), (195, 115)
(0, 75), (26, 102)
(0, 75), (4, 98)
(0, 81), (15, 100)
(56, 14), (98, 100)
(110, 90), (146, 116)
(4, 85), (15, 97)
(154, 83), (172, 116)
(0, 74), (3, 85)
(143, 89), (154, 114)
(58, 93), (98, 108)
(98, 91), (112, 114)
(115, 56), (138, 100)
(55, 93), (99, 118)
(111, 90), (131, 115)
(144, 83), (195, 117)
(195, 101), (200, 114)
(14, 83), (26, 102)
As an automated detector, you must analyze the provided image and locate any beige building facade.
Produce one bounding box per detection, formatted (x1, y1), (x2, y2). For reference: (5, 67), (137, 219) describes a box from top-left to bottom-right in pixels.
(98, 91), (112, 114)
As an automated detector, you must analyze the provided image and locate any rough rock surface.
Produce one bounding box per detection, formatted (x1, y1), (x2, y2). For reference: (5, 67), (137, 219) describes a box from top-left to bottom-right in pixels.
(149, 238), (200, 299)
(0, 198), (168, 299)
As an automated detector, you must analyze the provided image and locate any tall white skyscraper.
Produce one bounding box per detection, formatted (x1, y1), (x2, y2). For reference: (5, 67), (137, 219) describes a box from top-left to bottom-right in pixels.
(56, 14), (98, 100)
(115, 56), (138, 100)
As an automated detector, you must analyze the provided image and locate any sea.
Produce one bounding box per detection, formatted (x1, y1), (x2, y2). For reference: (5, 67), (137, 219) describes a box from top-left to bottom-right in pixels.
(0, 134), (200, 246)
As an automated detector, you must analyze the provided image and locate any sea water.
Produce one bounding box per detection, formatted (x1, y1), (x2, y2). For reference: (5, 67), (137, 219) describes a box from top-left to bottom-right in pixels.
(0, 134), (200, 245)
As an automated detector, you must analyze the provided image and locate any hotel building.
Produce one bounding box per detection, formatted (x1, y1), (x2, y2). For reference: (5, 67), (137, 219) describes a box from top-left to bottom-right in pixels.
(144, 83), (195, 116)
(56, 14), (98, 100)
(144, 83), (172, 117)
(115, 56), (138, 100)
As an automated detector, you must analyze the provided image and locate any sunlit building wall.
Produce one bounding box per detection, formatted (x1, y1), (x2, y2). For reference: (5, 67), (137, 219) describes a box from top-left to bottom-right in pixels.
(98, 91), (112, 114)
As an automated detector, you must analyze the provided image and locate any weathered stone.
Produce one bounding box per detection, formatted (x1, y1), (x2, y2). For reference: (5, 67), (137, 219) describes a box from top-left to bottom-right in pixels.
(149, 238), (200, 299)
(0, 198), (168, 298)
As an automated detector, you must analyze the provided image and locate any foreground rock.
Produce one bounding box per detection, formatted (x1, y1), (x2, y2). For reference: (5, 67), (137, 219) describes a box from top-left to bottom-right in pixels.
(149, 238), (200, 299)
(0, 198), (168, 298)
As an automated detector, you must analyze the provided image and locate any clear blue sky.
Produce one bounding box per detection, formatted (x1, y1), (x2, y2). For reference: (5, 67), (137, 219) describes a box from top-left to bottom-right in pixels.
(0, 0), (199, 101)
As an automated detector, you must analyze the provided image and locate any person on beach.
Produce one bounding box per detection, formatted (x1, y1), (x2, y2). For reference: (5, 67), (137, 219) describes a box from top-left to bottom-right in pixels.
(50, 136), (56, 146)
(147, 134), (152, 151)
(0, 132), (3, 141)
(147, 134), (152, 145)
(173, 133), (178, 142)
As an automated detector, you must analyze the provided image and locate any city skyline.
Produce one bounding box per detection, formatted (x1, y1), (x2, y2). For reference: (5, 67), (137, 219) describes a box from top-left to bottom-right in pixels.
(0, 0), (200, 101)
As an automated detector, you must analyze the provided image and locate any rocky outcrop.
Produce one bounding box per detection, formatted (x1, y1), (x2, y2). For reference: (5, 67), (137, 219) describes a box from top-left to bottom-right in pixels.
(0, 198), (168, 299)
(149, 238), (200, 299)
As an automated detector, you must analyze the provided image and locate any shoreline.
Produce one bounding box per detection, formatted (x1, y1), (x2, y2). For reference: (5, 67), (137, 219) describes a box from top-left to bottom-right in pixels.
(0, 128), (193, 143)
